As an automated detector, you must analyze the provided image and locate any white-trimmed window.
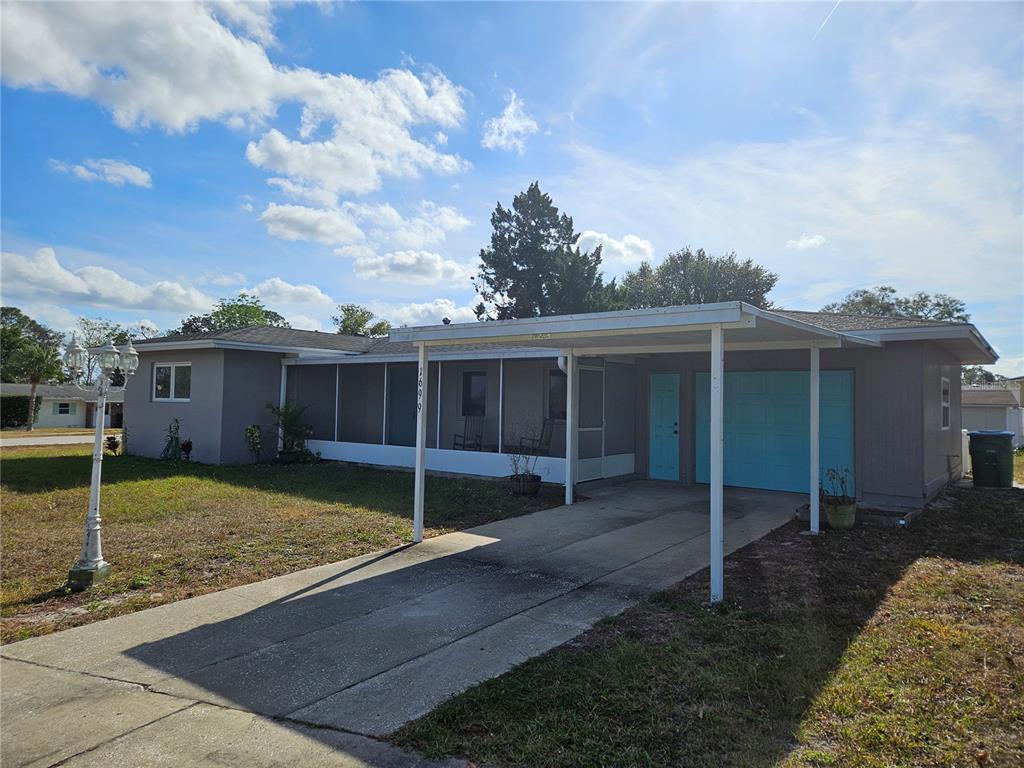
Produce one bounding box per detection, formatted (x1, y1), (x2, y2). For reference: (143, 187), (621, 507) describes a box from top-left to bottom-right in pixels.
(154, 362), (191, 402)
(940, 376), (950, 430)
(57, 402), (71, 415)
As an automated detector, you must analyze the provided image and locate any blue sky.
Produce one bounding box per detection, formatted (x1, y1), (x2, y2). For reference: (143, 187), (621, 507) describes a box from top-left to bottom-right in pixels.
(1, 1), (1021, 374)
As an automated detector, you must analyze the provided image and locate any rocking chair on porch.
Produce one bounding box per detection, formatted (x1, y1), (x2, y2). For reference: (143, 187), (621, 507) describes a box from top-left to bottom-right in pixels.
(453, 415), (484, 451)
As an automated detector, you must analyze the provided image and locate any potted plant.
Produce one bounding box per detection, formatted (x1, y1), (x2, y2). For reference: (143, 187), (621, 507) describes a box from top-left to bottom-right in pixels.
(508, 442), (541, 496)
(821, 467), (856, 529)
(267, 401), (315, 463)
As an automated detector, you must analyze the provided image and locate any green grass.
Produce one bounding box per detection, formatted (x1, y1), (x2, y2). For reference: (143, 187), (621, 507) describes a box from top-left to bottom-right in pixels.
(394, 485), (1024, 768)
(0, 443), (562, 642)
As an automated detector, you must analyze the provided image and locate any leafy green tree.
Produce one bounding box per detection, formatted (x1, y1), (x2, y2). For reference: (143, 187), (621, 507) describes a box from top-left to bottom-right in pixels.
(962, 366), (1005, 385)
(70, 317), (137, 385)
(822, 286), (970, 322)
(617, 248), (778, 309)
(474, 182), (608, 319)
(7, 343), (62, 431)
(1, 307), (61, 382)
(332, 304), (390, 337)
(174, 293), (289, 335)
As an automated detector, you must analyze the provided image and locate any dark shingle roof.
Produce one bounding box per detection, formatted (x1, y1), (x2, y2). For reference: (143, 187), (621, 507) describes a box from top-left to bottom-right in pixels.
(136, 326), (376, 353)
(962, 388), (1019, 408)
(0, 383), (124, 403)
(771, 309), (967, 332)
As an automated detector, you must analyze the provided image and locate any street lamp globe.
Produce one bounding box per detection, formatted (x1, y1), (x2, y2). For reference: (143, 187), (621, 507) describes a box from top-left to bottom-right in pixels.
(64, 335), (88, 377)
(120, 339), (140, 376)
(97, 340), (120, 371)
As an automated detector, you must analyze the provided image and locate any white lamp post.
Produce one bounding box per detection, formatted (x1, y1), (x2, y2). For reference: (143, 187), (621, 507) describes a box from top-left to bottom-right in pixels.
(64, 335), (139, 591)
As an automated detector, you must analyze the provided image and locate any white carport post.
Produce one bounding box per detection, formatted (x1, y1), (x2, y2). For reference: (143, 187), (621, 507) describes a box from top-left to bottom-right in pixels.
(413, 343), (428, 543)
(809, 343), (821, 534)
(709, 325), (725, 603)
(564, 349), (576, 505)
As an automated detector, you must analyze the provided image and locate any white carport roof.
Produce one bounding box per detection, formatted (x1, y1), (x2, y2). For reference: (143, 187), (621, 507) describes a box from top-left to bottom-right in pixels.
(390, 301), (880, 353)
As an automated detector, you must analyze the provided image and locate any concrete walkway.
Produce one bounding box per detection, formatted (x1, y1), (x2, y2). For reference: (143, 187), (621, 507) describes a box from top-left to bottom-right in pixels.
(0, 433), (95, 447)
(1, 482), (800, 767)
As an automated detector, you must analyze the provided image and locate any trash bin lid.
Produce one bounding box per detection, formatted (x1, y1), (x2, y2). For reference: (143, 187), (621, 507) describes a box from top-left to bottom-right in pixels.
(968, 430), (1016, 437)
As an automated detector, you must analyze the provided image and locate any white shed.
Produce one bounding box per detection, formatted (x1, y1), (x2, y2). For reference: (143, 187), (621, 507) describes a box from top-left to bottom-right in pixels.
(962, 386), (1022, 447)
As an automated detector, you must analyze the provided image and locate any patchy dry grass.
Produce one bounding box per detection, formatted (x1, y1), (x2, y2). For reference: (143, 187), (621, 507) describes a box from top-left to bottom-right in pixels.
(394, 486), (1024, 768)
(0, 443), (562, 642)
(1014, 451), (1023, 485)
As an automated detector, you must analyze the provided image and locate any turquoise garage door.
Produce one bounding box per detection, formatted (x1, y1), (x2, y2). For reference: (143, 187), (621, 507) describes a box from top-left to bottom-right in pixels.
(696, 371), (854, 494)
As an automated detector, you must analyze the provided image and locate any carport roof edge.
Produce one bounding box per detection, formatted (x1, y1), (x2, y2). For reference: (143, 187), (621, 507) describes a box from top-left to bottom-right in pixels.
(388, 302), (854, 347)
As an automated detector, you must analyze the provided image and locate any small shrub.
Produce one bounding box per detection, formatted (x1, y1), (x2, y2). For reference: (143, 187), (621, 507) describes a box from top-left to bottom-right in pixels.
(180, 438), (193, 461)
(104, 435), (121, 455)
(160, 418), (181, 460)
(245, 424), (263, 463)
(127, 573), (152, 590)
(0, 395), (41, 428)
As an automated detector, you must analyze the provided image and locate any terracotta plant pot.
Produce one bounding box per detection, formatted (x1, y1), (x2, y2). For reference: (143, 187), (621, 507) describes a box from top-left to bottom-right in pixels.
(825, 501), (857, 529)
(510, 473), (542, 496)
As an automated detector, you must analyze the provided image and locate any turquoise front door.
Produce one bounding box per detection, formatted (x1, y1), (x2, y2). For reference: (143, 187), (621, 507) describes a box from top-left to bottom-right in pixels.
(695, 371), (855, 493)
(649, 373), (680, 480)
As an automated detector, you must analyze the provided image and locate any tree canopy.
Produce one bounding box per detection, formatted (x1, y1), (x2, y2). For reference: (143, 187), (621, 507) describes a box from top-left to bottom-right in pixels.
(962, 366), (1006, 385)
(332, 304), (391, 337)
(822, 286), (970, 323)
(616, 248), (778, 310)
(70, 317), (140, 385)
(474, 182), (608, 320)
(174, 293), (289, 335)
(7, 343), (62, 431)
(1, 307), (61, 382)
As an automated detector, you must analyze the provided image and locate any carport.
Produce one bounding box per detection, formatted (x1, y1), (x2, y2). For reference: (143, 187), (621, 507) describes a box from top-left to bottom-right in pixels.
(390, 301), (881, 602)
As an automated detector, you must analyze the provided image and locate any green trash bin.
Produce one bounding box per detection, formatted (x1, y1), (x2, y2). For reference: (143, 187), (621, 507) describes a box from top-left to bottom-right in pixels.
(968, 430), (1015, 488)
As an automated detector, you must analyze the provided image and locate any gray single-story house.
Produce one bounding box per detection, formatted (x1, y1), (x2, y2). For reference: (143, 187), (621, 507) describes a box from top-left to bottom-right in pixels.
(962, 386), (1022, 447)
(126, 302), (996, 516)
(1, 383), (123, 429)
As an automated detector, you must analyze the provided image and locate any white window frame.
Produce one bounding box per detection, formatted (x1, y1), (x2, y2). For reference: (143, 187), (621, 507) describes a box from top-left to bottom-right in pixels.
(57, 402), (71, 415)
(940, 376), (951, 430)
(153, 361), (192, 403)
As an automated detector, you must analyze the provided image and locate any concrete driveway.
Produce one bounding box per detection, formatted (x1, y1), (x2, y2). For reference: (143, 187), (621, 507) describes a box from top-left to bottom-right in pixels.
(1, 481), (800, 767)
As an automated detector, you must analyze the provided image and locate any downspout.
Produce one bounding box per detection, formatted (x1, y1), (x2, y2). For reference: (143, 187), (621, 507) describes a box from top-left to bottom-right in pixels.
(557, 355), (568, 374)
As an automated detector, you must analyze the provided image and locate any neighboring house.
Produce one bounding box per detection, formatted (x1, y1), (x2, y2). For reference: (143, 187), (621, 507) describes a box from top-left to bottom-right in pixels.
(962, 386), (1022, 447)
(0, 383), (124, 429)
(125, 302), (997, 509)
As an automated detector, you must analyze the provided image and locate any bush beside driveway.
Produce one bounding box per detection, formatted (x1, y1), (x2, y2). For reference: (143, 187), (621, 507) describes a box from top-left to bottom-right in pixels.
(0, 443), (562, 642)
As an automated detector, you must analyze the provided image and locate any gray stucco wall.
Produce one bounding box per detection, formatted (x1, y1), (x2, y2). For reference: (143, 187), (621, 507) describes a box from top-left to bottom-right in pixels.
(221, 350), (285, 463)
(124, 349), (225, 464)
(921, 345), (963, 498)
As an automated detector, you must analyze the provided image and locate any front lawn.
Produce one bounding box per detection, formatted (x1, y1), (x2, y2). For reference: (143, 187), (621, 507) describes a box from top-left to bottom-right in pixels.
(0, 444), (562, 642)
(395, 485), (1024, 768)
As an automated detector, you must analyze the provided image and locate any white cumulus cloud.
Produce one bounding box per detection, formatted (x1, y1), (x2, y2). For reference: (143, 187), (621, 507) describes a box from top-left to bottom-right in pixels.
(49, 158), (152, 188)
(481, 90), (538, 155)
(0, 248), (213, 313)
(785, 234), (827, 250)
(259, 203), (363, 245)
(577, 230), (654, 270)
(344, 200), (470, 250)
(249, 277), (333, 306)
(345, 250), (474, 285)
(381, 298), (478, 327)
